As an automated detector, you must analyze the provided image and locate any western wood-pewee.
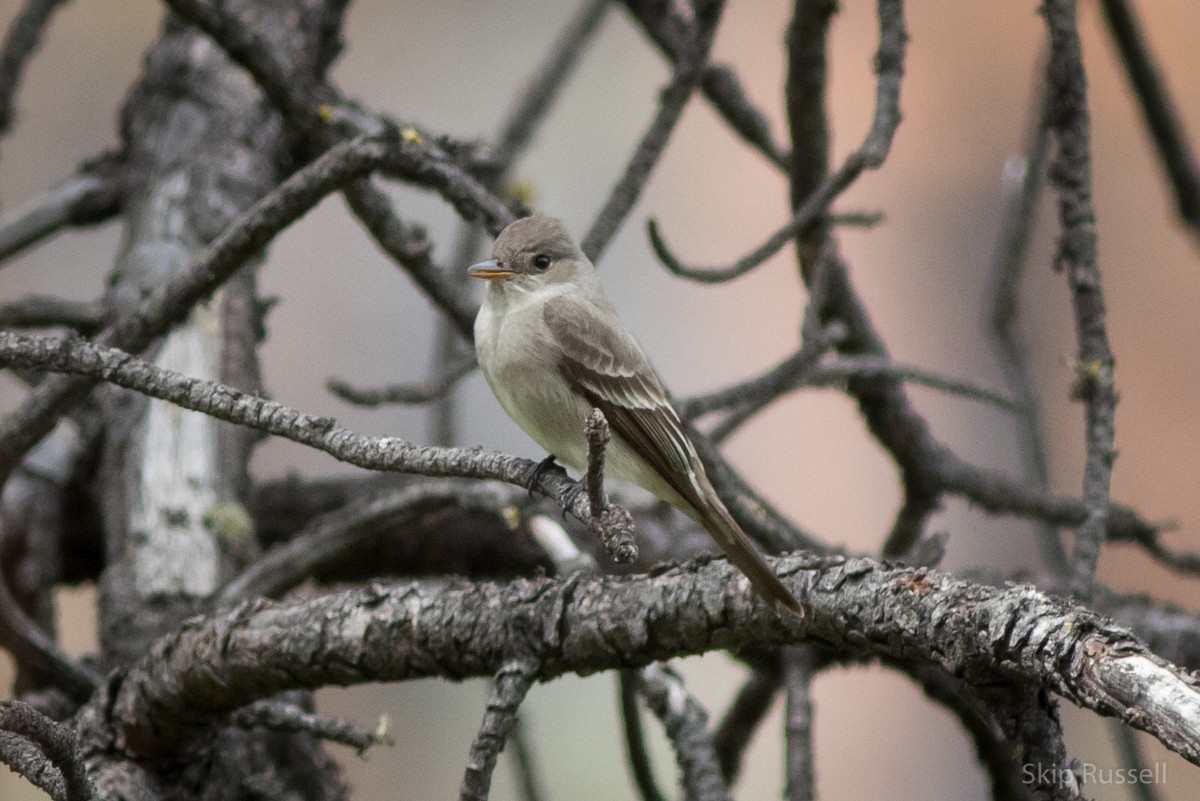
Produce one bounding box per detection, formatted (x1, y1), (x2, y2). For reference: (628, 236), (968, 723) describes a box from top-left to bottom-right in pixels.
(470, 216), (801, 614)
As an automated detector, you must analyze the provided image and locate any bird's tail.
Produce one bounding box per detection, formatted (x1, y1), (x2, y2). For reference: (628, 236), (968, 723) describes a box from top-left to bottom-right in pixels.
(692, 482), (803, 617)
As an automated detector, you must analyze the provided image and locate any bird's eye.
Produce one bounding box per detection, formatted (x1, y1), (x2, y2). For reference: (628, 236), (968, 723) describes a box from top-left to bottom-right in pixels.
(532, 254), (551, 270)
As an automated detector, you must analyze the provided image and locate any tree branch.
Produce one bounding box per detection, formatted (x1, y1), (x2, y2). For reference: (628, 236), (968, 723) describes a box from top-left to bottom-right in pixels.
(0, 700), (95, 801)
(0, 331), (603, 526)
(96, 554), (1200, 766)
(460, 659), (539, 801)
(327, 354), (476, 407)
(1044, 0), (1117, 597)
(0, 156), (123, 262)
(581, 0), (725, 262)
(0, 0), (70, 135)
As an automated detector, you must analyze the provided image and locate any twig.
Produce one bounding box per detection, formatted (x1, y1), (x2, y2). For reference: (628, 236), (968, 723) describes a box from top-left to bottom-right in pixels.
(0, 700), (95, 801)
(782, 646), (815, 801)
(0, 135), (395, 483)
(0, 0), (70, 135)
(460, 659), (539, 801)
(635, 663), (732, 801)
(581, 0), (726, 262)
(343, 179), (488, 339)
(713, 661), (781, 783)
(492, 0), (611, 170)
(230, 699), (390, 756)
(895, 661), (1035, 801)
(0, 331), (605, 527)
(1044, 0), (1117, 598)
(0, 553), (99, 702)
(585, 408), (638, 564)
(327, 355), (476, 407)
(0, 158), (122, 262)
(619, 669), (668, 801)
(619, 0), (788, 169)
(1099, 0), (1200, 234)
(985, 59), (1066, 575)
(216, 480), (522, 605)
(647, 0), (905, 284)
(0, 295), (107, 333)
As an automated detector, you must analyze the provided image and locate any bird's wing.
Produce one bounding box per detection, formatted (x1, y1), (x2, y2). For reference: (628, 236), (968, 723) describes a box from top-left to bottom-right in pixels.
(542, 294), (702, 508)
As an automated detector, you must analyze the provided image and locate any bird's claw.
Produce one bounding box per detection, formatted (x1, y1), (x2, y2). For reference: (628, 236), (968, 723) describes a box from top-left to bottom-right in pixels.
(561, 478), (587, 519)
(525, 454), (562, 498)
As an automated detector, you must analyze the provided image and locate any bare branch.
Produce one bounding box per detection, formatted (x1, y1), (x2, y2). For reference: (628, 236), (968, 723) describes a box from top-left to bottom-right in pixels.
(619, 669), (668, 801)
(619, 0), (788, 169)
(0, 331), (602, 526)
(327, 354), (476, 407)
(0, 295), (106, 333)
(0, 0), (70, 135)
(492, 0), (611, 170)
(713, 660), (781, 783)
(0, 555), (100, 703)
(0, 135), (395, 482)
(0, 700), (95, 801)
(585, 408), (638, 564)
(635, 663), (732, 801)
(216, 480), (523, 606)
(0, 158), (122, 262)
(782, 646), (815, 801)
(342, 179), (491, 339)
(581, 0), (725, 261)
(985, 61), (1066, 575)
(99, 554), (1200, 768)
(460, 659), (538, 801)
(230, 700), (390, 756)
(648, 0), (905, 284)
(1099, 0), (1200, 235)
(1044, 0), (1117, 597)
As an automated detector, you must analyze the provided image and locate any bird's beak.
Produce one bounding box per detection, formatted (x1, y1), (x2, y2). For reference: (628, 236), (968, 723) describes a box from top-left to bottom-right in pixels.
(468, 260), (514, 281)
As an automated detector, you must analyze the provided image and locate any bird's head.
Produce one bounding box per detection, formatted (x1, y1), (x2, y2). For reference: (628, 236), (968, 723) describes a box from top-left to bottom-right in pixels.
(469, 216), (591, 291)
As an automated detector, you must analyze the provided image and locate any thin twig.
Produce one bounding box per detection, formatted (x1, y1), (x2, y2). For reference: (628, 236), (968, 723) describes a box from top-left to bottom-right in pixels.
(327, 355), (476, 407)
(0, 295), (107, 333)
(647, 0), (905, 284)
(216, 480), (521, 605)
(343, 179), (487, 340)
(581, 0), (726, 261)
(0, 0), (70, 135)
(230, 699), (391, 756)
(985, 58), (1065, 575)
(0, 556), (99, 703)
(1099, 0), (1200, 234)
(713, 661), (781, 783)
(619, 0), (788, 169)
(0, 158), (122, 262)
(0, 135), (394, 482)
(619, 669), (668, 801)
(1044, 0), (1117, 598)
(782, 646), (815, 801)
(460, 660), (539, 801)
(493, 0), (611, 170)
(0, 700), (95, 801)
(635, 663), (733, 801)
(584, 408), (639, 564)
(0, 331), (607, 527)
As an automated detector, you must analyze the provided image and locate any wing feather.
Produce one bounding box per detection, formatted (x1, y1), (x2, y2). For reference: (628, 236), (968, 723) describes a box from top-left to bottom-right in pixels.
(543, 295), (702, 509)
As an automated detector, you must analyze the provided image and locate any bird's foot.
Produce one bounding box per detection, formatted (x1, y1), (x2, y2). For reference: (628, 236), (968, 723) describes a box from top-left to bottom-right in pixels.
(561, 478), (587, 517)
(524, 454), (563, 498)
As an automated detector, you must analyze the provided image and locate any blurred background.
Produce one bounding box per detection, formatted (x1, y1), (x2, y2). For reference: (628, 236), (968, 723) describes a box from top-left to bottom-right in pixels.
(2, 1), (1198, 798)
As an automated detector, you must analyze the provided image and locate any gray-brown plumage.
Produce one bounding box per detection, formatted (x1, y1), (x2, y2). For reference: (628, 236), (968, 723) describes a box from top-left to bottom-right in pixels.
(470, 216), (802, 615)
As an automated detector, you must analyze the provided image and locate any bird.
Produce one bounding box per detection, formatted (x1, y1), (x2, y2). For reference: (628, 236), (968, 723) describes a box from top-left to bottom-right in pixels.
(469, 215), (802, 615)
